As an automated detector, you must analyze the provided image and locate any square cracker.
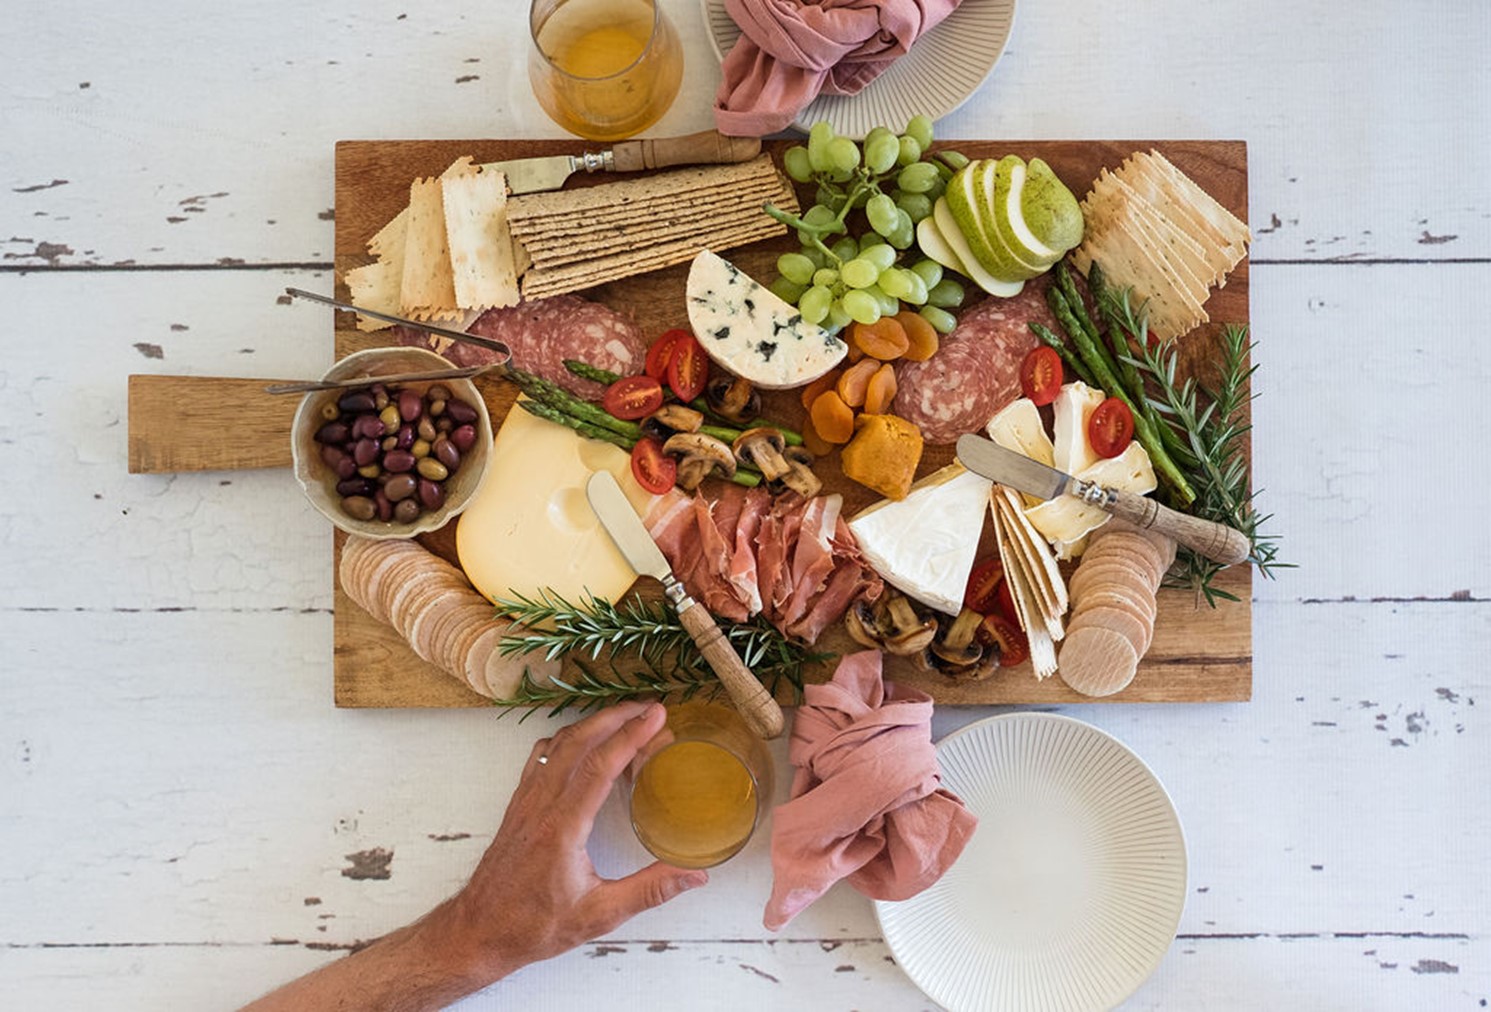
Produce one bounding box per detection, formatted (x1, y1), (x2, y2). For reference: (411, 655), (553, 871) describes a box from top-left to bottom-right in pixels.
(441, 170), (520, 311)
(400, 176), (459, 317)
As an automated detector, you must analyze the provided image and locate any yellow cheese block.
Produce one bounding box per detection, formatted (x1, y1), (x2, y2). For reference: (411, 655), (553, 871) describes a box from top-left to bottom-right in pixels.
(457, 400), (652, 605)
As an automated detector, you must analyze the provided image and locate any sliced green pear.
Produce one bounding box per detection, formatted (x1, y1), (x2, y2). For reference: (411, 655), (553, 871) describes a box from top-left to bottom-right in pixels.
(915, 213), (970, 277)
(932, 197), (1025, 298)
(945, 160), (1036, 282)
(1021, 158), (1084, 253)
(981, 156), (1055, 279)
(993, 158), (1062, 268)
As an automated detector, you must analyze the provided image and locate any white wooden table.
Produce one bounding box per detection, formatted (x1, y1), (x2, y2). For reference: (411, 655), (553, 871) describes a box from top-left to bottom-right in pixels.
(3, 0), (1488, 1007)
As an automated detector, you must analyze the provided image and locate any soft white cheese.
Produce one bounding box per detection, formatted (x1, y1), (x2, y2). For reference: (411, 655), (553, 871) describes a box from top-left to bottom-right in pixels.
(1025, 441), (1157, 545)
(685, 250), (847, 390)
(1050, 382), (1106, 475)
(848, 464), (991, 616)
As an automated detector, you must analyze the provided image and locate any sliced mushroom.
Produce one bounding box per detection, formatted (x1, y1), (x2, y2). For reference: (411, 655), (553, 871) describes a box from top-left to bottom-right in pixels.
(927, 607), (996, 680)
(640, 404), (704, 442)
(705, 375), (760, 425)
(731, 427), (791, 481)
(844, 590), (938, 656)
(662, 432), (736, 491)
(765, 444), (823, 499)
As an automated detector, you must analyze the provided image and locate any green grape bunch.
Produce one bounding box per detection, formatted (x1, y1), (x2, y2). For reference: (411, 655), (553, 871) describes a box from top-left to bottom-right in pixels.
(763, 116), (970, 332)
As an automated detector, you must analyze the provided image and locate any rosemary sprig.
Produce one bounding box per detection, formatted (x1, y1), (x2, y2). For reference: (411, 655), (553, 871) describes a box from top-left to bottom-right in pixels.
(1097, 284), (1290, 606)
(488, 589), (832, 717)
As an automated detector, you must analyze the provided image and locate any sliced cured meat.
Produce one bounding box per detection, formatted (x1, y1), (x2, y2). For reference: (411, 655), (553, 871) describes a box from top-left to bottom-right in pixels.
(893, 280), (1052, 444)
(396, 294), (646, 397)
(645, 488), (880, 644)
(778, 494), (843, 631)
(728, 487), (771, 616)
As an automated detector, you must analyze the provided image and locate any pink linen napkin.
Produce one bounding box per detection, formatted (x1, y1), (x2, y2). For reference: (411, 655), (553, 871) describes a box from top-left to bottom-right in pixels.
(714, 0), (962, 137)
(763, 650), (977, 930)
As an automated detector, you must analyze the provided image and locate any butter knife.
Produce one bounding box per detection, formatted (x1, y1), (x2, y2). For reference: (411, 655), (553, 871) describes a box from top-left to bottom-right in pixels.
(484, 131), (762, 195)
(585, 471), (785, 740)
(956, 433), (1252, 566)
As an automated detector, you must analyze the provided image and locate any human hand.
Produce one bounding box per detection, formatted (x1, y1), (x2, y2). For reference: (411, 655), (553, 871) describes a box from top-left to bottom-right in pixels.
(432, 701), (709, 986)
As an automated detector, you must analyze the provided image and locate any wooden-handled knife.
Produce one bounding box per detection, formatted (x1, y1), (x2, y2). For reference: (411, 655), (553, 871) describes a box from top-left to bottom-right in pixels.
(956, 433), (1252, 566)
(585, 471), (785, 740)
(483, 130), (762, 194)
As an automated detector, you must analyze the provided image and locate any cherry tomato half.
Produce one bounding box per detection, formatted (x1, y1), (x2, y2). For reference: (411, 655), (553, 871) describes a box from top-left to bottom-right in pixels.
(603, 375), (664, 421)
(964, 555), (1006, 615)
(630, 436), (677, 494)
(979, 614), (1029, 668)
(666, 333), (709, 402)
(994, 579), (1019, 628)
(1019, 346), (1064, 406)
(1088, 397), (1135, 459)
(645, 329), (693, 381)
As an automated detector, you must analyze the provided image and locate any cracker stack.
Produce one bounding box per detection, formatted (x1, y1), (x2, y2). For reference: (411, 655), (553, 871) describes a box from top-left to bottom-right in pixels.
(1072, 149), (1251, 342)
(506, 154), (796, 299)
(339, 535), (558, 699)
(1056, 520), (1177, 697)
(989, 485), (1069, 680)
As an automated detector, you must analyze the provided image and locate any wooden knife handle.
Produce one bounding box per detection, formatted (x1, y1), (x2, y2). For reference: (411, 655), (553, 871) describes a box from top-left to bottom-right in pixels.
(677, 601), (785, 740)
(1105, 488), (1252, 566)
(611, 131), (762, 173)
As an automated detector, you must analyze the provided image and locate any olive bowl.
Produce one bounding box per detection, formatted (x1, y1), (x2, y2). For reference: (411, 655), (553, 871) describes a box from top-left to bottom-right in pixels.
(290, 347), (494, 540)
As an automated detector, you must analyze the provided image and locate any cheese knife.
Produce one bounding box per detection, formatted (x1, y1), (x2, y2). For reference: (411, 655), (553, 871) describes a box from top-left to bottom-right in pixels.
(483, 131), (762, 195)
(585, 471), (785, 740)
(955, 433), (1252, 566)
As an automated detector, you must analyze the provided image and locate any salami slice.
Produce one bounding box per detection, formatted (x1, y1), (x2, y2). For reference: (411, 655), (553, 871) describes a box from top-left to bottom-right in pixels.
(396, 294), (646, 397)
(893, 281), (1052, 444)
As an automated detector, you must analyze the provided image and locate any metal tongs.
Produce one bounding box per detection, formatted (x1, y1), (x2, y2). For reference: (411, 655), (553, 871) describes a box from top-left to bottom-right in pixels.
(268, 288), (514, 394)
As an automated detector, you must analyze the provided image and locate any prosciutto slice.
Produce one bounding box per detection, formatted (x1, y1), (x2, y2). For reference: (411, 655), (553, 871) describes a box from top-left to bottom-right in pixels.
(645, 488), (881, 643)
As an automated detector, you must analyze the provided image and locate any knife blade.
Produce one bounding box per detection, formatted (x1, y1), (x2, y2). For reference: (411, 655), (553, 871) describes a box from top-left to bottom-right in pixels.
(955, 433), (1252, 566)
(481, 131), (762, 195)
(585, 471), (784, 739)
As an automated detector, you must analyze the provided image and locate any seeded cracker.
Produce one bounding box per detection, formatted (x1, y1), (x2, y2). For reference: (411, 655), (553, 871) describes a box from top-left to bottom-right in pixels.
(441, 170), (520, 311)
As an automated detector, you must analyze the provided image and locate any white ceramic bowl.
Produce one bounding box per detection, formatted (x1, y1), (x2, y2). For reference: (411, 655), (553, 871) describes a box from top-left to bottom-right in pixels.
(291, 347), (493, 539)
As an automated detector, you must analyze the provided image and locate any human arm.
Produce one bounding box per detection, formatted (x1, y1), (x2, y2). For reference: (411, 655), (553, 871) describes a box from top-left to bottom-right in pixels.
(242, 701), (707, 1011)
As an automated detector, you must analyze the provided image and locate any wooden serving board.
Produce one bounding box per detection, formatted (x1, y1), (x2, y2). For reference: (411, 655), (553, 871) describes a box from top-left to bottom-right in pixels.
(331, 138), (1251, 708)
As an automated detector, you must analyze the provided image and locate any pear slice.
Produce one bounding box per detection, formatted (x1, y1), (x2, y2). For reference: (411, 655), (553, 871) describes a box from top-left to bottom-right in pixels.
(915, 213), (970, 277)
(980, 156), (1056, 279)
(945, 159), (1040, 282)
(1022, 158), (1084, 253)
(993, 159), (1063, 268)
(932, 197), (1024, 298)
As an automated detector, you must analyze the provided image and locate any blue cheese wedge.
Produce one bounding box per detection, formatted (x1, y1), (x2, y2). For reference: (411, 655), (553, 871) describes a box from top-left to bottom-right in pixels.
(686, 249), (847, 389)
(847, 464), (991, 616)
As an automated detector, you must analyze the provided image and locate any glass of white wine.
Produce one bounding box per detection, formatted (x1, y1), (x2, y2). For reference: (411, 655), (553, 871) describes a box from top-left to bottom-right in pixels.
(626, 700), (773, 869)
(527, 0), (684, 142)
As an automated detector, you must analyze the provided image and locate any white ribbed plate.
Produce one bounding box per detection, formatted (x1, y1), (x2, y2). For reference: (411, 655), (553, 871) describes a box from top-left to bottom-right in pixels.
(702, 0), (1016, 138)
(874, 713), (1187, 1012)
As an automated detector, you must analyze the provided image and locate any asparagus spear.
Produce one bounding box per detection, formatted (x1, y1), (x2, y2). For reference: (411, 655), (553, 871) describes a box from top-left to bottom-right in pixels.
(1029, 321), (1096, 387)
(516, 400), (762, 489)
(508, 369), (640, 440)
(1046, 286), (1196, 505)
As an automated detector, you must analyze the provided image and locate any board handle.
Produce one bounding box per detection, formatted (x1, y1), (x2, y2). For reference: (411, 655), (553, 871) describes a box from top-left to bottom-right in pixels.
(611, 131), (762, 173)
(1103, 487), (1252, 566)
(676, 600), (785, 740)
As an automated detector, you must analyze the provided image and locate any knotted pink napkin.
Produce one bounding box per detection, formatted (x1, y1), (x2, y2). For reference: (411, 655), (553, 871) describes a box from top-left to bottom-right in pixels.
(763, 650), (977, 930)
(714, 0), (962, 137)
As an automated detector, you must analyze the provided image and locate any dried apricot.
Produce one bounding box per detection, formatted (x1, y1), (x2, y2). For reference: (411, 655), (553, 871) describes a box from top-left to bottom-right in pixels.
(809, 389), (856, 444)
(895, 310), (940, 361)
(799, 369), (841, 412)
(835, 359), (880, 409)
(850, 317), (910, 361)
(863, 362), (898, 415)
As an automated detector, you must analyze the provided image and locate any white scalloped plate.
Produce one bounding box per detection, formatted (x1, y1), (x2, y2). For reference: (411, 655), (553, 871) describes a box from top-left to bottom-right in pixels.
(702, 0), (1016, 138)
(875, 713), (1187, 1012)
